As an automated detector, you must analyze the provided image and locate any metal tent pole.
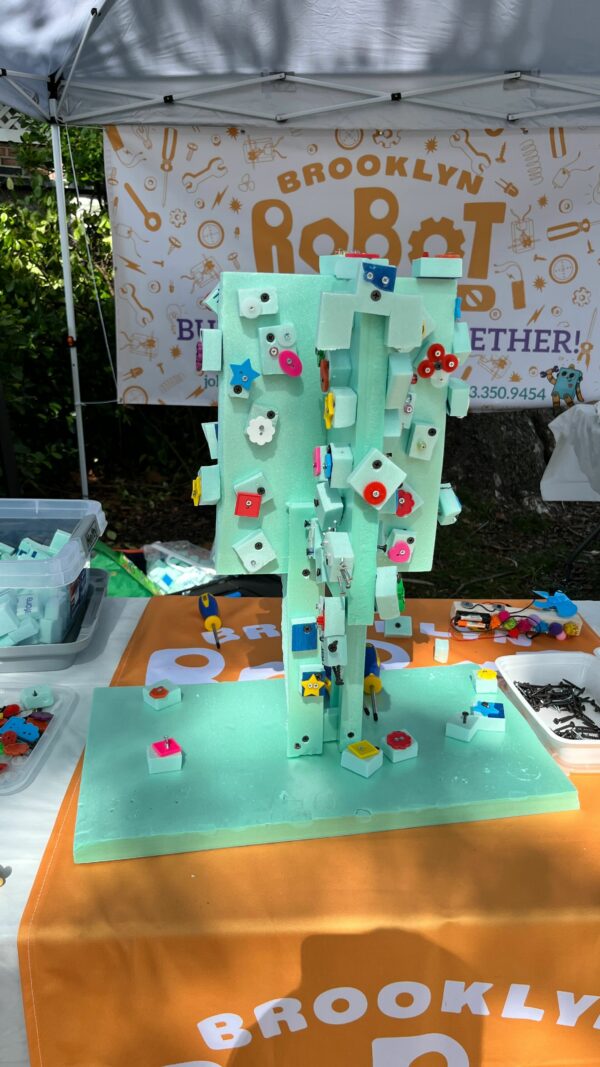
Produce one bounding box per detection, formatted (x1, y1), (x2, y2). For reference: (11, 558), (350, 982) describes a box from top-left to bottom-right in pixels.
(50, 113), (89, 497)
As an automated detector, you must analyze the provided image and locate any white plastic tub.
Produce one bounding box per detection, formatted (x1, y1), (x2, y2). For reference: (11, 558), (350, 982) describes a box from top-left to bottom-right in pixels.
(0, 499), (106, 647)
(497, 652), (600, 771)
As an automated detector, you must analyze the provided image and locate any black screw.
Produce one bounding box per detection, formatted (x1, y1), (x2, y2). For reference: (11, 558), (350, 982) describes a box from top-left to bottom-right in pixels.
(257, 486), (265, 495)
(260, 292), (270, 302)
(348, 731), (355, 738)
(294, 743), (301, 750)
(314, 498), (319, 507)
(373, 459), (382, 469)
(266, 332), (275, 342)
(302, 568), (310, 576)
(302, 735), (309, 742)
(234, 385), (242, 394)
(371, 290), (381, 301)
(267, 410), (276, 419)
(255, 542), (263, 549)
(303, 625), (312, 633)
(428, 427), (437, 437)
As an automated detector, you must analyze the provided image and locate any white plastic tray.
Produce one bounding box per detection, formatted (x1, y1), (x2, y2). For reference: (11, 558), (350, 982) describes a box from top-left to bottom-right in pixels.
(496, 652), (600, 771)
(0, 684), (77, 794)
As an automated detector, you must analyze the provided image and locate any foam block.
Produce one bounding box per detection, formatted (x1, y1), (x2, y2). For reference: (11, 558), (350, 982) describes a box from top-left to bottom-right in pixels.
(381, 730), (418, 763)
(434, 637), (450, 663)
(0, 594), (19, 637)
(200, 327), (222, 372)
(447, 378), (470, 418)
(21, 684), (54, 710)
(198, 463), (221, 504)
(412, 256), (463, 279)
(375, 566), (399, 620)
(384, 615), (413, 637)
(233, 528), (277, 572)
(341, 740), (383, 778)
(143, 680), (182, 711)
(453, 320), (471, 355)
(202, 420), (219, 460)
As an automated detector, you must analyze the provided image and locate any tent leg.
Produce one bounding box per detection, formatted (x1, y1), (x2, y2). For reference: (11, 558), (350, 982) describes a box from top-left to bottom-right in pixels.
(50, 122), (89, 498)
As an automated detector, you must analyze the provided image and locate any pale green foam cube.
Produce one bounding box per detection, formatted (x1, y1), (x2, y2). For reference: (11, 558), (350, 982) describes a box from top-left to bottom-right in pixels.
(143, 679), (182, 710)
(315, 482), (344, 528)
(341, 743), (383, 778)
(384, 615), (413, 637)
(375, 566), (399, 620)
(331, 386), (357, 429)
(21, 684), (55, 710)
(328, 350), (352, 387)
(200, 327), (222, 372)
(447, 378), (470, 418)
(328, 444), (353, 489)
(453, 320), (471, 355)
(385, 353), (413, 410)
(202, 421), (219, 460)
(446, 713), (479, 742)
(199, 463), (221, 505)
(412, 256), (463, 279)
(0, 594), (18, 637)
(48, 529), (72, 554)
(381, 732), (419, 763)
(232, 528), (277, 573)
(10, 617), (40, 644)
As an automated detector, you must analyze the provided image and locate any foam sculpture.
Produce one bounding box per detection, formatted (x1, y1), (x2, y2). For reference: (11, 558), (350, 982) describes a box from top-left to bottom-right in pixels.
(194, 252), (470, 759)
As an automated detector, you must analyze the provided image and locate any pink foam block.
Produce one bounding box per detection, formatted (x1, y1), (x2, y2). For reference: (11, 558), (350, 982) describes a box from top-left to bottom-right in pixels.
(151, 738), (182, 758)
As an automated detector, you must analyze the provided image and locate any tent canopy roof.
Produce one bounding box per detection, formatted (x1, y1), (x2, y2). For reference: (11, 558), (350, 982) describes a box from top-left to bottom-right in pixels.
(2, 0), (600, 127)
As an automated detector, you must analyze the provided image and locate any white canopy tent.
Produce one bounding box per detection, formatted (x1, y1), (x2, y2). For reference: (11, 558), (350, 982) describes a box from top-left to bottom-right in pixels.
(1, 0), (600, 492)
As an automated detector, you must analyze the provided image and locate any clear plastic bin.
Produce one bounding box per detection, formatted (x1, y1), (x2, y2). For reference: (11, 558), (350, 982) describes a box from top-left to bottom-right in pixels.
(0, 499), (106, 647)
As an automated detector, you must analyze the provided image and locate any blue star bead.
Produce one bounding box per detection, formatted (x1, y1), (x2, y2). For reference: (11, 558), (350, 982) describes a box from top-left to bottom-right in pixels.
(230, 359), (260, 390)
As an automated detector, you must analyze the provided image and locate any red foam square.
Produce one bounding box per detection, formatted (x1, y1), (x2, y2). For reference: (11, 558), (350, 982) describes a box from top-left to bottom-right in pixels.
(234, 492), (262, 518)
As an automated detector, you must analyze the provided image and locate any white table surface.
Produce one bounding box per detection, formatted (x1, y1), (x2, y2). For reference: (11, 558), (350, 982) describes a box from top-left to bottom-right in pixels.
(0, 597), (146, 1067)
(1, 597), (599, 1067)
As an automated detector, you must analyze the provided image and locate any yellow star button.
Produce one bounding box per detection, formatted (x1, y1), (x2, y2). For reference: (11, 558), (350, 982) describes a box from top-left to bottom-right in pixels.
(191, 476), (202, 506)
(301, 673), (325, 698)
(323, 391), (335, 430)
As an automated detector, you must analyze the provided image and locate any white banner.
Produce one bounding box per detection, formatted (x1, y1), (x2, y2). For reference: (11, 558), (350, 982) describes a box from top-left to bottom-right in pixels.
(105, 124), (600, 410)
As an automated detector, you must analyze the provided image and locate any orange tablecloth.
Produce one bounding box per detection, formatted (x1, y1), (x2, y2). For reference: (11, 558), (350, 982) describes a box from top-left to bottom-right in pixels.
(18, 598), (600, 1067)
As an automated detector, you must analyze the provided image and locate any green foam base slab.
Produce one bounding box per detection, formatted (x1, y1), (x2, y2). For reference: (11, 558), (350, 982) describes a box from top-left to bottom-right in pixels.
(74, 665), (578, 863)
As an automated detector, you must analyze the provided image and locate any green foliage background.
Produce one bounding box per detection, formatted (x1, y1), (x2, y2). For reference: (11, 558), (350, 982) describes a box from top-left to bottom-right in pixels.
(0, 120), (205, 493)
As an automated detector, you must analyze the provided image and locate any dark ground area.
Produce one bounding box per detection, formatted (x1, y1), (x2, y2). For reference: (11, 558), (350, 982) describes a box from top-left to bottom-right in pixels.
(65, 409), (600, 602)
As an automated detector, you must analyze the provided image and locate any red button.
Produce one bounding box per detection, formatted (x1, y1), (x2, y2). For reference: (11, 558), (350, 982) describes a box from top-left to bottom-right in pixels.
(363, 481), (386, 506)
(320, 359), (330, 392)
(2, 705), (20, 718)
(149, 686), (169, 700)
(443, 353), (459, 373)
(387, 730), (412, 750)
(427, 342), (445, 360)
(0, 730), (17, 745)
(417, 359), (435, 378)
(234, 491), (262, 518)
(395, 490), (415, 517)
